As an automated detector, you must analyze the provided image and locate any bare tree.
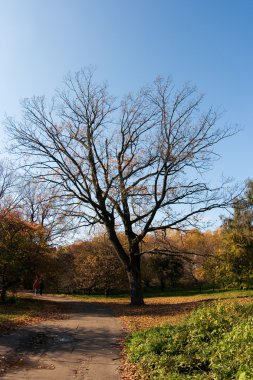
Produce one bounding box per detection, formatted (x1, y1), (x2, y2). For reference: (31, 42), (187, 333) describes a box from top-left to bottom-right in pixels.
(0, 160), (15, 206)
(6, 69), (236, 305)
(18, 181), (73, 244)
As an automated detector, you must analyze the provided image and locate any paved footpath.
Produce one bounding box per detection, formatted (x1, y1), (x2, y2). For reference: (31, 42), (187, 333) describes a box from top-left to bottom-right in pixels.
(0, 296), (124, 380)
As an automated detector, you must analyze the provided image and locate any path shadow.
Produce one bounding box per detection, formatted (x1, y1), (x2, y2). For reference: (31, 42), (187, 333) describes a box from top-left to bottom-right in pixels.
(0, 299), (123, 378)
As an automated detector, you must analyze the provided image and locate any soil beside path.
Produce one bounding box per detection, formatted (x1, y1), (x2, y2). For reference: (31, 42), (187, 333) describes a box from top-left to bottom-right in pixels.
(0, 295), (124, 380)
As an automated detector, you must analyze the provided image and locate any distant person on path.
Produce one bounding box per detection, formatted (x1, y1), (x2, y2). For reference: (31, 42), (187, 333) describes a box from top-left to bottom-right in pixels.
(33, 278), (40, 295)
(39, 279), (44, 295)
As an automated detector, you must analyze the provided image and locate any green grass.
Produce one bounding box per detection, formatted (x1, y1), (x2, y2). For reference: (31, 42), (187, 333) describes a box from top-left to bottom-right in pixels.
(57, 287), (253, 301)
(142, 287), (253, 298)
(126, 301), (253, 379)
(67, 292), (130, 299)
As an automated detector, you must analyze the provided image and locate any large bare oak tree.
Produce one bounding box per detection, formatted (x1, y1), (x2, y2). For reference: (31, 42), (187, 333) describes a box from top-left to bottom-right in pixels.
(7, 69), (235, 305)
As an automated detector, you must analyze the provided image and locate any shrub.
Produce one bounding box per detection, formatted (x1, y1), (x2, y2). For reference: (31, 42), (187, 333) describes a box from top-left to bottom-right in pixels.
(126, 302), (253, 379)
(211, 317), (253, 379)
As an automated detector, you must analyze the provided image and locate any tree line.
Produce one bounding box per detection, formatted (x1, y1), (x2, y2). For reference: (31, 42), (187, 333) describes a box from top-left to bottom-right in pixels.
(0, 171), (252, 302)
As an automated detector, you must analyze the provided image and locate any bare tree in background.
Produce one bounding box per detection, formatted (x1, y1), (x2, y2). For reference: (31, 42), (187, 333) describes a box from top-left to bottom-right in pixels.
(6, 69), (236, 305)
(0, 160), (15, 206)
(19, 181), (73, 244)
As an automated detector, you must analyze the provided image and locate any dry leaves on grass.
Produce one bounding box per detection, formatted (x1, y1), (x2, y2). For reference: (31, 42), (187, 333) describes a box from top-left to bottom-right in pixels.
(0, 301), (69, 336)
(120, 356), (144, 380)
(109, 296), (207, 331)
(109, 295), (253, 332)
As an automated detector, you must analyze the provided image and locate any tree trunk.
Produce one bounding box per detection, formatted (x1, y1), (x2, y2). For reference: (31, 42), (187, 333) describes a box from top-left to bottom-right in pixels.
(107, 226), (144, 305)
(160, 277), (165, 292)
(127, 255), (144, 306)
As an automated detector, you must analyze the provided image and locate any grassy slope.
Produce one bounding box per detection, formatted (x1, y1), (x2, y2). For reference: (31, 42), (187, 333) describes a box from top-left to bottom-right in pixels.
(123, 292), (253, 380)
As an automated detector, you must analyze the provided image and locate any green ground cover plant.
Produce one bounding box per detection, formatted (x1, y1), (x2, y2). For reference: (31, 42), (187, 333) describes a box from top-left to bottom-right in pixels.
(126, 301), (253, 379)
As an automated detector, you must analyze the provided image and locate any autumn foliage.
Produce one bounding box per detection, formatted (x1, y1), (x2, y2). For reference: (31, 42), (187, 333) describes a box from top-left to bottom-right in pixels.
(0, 208), (49, 302)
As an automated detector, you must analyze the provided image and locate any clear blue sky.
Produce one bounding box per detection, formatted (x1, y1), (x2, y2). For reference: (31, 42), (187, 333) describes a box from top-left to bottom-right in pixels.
(0, 0), (252, 189)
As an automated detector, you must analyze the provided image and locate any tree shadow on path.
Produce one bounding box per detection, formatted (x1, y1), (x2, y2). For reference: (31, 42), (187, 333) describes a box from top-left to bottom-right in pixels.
(0, 297), (123, 379)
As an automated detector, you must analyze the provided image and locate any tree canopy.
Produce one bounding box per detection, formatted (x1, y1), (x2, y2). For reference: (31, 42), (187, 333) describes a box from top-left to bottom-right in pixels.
(0, 208), (49, 302)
